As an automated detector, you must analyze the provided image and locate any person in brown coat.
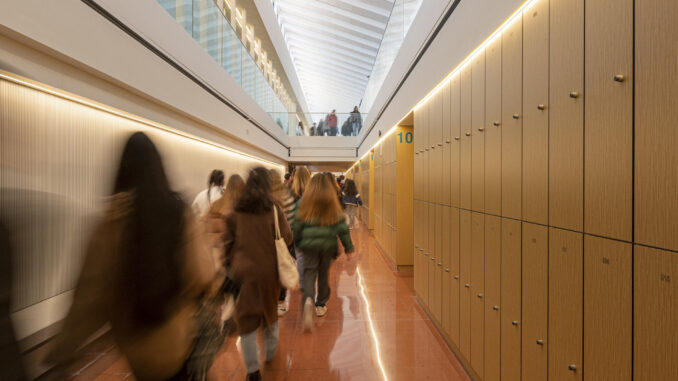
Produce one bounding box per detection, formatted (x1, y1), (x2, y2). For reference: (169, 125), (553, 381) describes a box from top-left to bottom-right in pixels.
(222, 167), (293, 381)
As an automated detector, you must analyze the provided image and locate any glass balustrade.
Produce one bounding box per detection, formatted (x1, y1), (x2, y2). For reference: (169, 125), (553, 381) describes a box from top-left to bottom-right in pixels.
(289, 113), (367, 137)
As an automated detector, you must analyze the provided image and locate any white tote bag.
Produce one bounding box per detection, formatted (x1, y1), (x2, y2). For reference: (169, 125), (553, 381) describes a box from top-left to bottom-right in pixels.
(273, 206), (299, 289)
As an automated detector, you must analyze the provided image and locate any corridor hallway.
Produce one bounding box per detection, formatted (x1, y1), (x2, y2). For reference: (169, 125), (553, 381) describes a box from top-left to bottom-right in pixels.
(80, 223), (470, 381)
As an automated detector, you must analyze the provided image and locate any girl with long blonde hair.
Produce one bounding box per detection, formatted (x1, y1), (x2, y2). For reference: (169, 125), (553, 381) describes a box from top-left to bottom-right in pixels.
(292, 174), (354, 331)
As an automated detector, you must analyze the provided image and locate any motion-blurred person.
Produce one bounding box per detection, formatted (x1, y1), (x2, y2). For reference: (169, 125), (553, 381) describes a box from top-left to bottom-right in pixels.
(324, 172), (344, 209)
(316, 118), (326, 136)
(222, 167), (293, 381)
(289, 166), (311, 282)
(342, 179), (362, 229)
(206, 174), (245, 262)
(296, 122), (304, 136)
(192, 169), (225, 217)
(292, 174), (354, 331)
(269, 169), (297, 316)
(284, 173), (291, 184)
(45, 132), (217, 380)
(350, 106), (362, 136)
(341, 119), (352, 136)
(327, 110), (338, 136)
(0, 221), (26, 381)
(309, 122), (317, 136)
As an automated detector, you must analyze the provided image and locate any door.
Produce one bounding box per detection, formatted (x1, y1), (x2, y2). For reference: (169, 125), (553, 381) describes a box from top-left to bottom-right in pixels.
(584, 236), (632, 381)
(442, 206), (452, 336)
(484, 215), (501, 381)
(460, 209), (472, 358)
(460, 67), (472, 210)
(470, 212), (485, 377)
(442, 82), (452, 206)
(501, 17), (523, 220)
(432, 204), (443, 323)
(584, 0), (632, 241)
(485, 38), (502, 216)
(522, 222), (548, 381)
(451, 75), (461, 208)
(428, 203), (437, 314)
(522, 0), (549, 225)
(421, 202), (429, 305)
(501, 218), (522, 381)
(471, 52), (486, 213)
(634, 245), (678, 380)
(450, 207), (461, 346)
(548, 228), (583, 381)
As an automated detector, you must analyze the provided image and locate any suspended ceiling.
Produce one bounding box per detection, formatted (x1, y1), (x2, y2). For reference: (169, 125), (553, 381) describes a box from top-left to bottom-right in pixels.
(271, 0), (395, 113)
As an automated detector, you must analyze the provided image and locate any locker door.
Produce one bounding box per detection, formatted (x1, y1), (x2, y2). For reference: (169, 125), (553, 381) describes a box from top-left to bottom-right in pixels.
(522, 222), (548, 381)
(634, 0), (678, 252)
(501, 218), (522, 381)
(548, 228), (583, 381)
(485, 38), (502, 216)
(451, 75), (461, 208)
(434, 94), (444, 205)
(460, 67), (472, 210)
(470, 212), (485, 377)
(522, 0), (549, 225)
(471, 52), (486, 213)
(442, 206), (452, 336)
(449, 207), (461, 345)
(442, 82), (452, 206)
(428, 203), (437, 314)
(414, 201), (421, 296)
(484, 215), (501, 381)
(584, 236), (631, 381)
(584, 0), (632, 241)
(421, 203), (429, 305)
(501, 18), (523, 220)
(634, 245), (678, 380)
(432, 204), (443, 323)
(460, 210), (472, 358)
(549, 0), (584, 232)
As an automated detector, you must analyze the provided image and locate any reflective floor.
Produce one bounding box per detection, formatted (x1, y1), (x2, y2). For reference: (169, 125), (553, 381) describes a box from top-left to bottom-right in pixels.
(86, 223), (470, 380)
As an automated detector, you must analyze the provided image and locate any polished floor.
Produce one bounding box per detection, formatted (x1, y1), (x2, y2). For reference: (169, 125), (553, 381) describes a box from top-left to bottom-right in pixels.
(82, 222), (470, 380)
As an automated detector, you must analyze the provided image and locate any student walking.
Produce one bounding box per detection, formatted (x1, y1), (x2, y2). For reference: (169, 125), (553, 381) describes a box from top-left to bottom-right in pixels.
(222, 167), (293, 381)
(289, 166), (311, 280)
(292, 174), (354, 331)
(192, 169), (225, 217)
(269, 169), (297, 316)
(342, 179), (362, 229)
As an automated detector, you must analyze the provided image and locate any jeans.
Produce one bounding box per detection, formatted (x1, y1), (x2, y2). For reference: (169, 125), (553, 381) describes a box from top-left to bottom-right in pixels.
(345, 204), (358, 228)
(240, 322), (279, 373)
(329, 127), (338, 136)
(302, 250), (333, 307)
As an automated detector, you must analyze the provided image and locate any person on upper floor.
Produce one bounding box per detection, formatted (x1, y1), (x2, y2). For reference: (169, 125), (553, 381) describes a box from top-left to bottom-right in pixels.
(350, 106), (362, 136)
(327, 110), (338, 136)
(192, 169), (225, 217)
(296, 121), (304, 136)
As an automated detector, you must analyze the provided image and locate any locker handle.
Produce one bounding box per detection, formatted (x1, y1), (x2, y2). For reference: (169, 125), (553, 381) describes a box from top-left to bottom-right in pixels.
(614, 74), (625, 82)
(477, 293), (483, 299)
(425, 148), (429, 151)
(465, 131), (471, 136)
(414, 245), (419, 248)
(437, 262), (442, 266)
(493, 121), (500, 127)
(454, 275), (460, 280)
(537, 104), (546, 110)
(454, 137), (460, 141)
(536, 339), (544, 345)
(569, 91), (580, 99)
(568, 365), (577, 371)
(477, 127), (485, 132)
(431, 145), (435, 149)
(445, 268), (450, 272)
(512, 321), (519, 326)
(445, 139), (451, 144)
(512, 113), (520, 119)
(437, 143), (442, 147)
(424, 252), (429, 256)
(464, 284), (471, 288)
(430, 257), (436, 261)
(492, 305), (499, 311)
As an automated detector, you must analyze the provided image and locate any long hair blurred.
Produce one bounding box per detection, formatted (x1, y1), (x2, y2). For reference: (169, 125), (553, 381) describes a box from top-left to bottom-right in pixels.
(297, 174), (344, 226)
(209, 174), (245, 216)
(290, 166), (311, 200)
(235, 167), (273, 214)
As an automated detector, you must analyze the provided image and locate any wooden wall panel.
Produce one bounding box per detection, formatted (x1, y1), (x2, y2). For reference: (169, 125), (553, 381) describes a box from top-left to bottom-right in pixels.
(522, 0), (549, 225)
(484, 215), (501, 381)
(522, 222), (548, 381)
(634, 245), (678, 380)
(460, 210), (472, 358)
(442, 81), (452, 206)
(485, 39), (502, 216)
(470, 212), (485, 377)
(548, 228), (583, 381)
(549, 0), (584, 231)
(450, 75), (462, 208)
(460, 67), (472, 210)
(449, 207), (461, 345)
(501, 218), (522, 381)
(432, 204), (443, 322)
(584, 236), (632, 381)
(634, 0), (678, 252)
(441, 206), (452, 335)
(471, 52), (486, 213)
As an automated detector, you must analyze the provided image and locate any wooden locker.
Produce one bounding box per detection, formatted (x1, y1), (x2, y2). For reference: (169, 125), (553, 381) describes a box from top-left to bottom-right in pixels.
(442, 81), (452, 206)
(460, 67), (472, 210)
(634, 0), (678, 252)
(522, 0), (549, 225)
(501, 18), (523, 220)
(470, 212), (485, 377)
(421, 202), (429, 305)
(501, 218), (522, 381)
(634, 245), (678, 380)
(414, 201), (420, 296)
(432, 204), (443, 322)
(460, 209), (472, 358)
(548, 228), (583, 381)
(549, 0), (584, 232)
(434, 92), (444, 205)
(584, 236), (631, 381)
(428, 203), (437, 314)
(485, 38), (502, 217)
(442, 206), (452, 336)
(522, 222), (548, 381)
(484, 215), (501, 381)
(449, 207), (461, 345)
(471, 52), (486, 213)
(584, 0), (632, 241)
(451, 75), (461, 208)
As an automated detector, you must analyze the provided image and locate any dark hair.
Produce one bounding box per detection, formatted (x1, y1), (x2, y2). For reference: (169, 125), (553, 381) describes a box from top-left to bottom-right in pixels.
(344, 179), (358, 197)
(207, 169), (225, 203)
(113, 132), (184, 327)
(284, 173), (291, 181)
(235, 167), (274, 214)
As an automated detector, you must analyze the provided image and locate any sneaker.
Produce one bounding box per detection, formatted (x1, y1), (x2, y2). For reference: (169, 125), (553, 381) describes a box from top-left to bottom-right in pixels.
(277, 302), (288, 317)
(303, 298), (314, 331)
(315, 305), (327, 317)
(246, 370), (262, 381)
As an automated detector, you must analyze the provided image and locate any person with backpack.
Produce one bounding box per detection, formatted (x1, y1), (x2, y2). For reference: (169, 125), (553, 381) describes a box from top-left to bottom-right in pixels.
(342, 179), (362, 229)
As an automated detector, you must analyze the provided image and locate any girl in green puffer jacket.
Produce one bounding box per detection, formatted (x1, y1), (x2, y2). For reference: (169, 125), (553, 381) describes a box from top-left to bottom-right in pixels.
(292, 174), (354, 331)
